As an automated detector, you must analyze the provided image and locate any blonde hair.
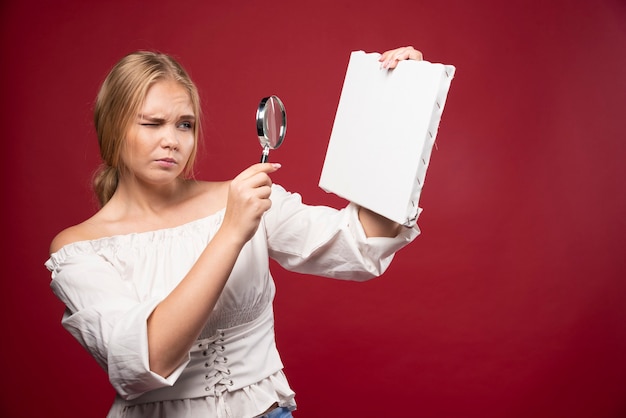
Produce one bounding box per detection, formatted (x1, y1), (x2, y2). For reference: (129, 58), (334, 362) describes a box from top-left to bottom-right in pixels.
(92, 51), (201, 207)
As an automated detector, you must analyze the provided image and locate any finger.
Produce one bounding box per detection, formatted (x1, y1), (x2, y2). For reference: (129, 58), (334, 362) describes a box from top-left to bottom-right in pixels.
(379, 46), (408, 60)
(242, 171), (274, 190)
(389, 47), (423, 68)
(393, 47), (420, 60)
(380, 46), (424, 69)
(404, 46), (423, 61)
(379, 48), (400, 68)
(230, 183), (272, 205)
(230, 172), (272, 199)
(381, 47), (409, 67)
(234, 162), (282, 182)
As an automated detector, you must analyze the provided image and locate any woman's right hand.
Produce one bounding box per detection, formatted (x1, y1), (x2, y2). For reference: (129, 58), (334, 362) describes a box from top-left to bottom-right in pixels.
(220, 162), (281, 245)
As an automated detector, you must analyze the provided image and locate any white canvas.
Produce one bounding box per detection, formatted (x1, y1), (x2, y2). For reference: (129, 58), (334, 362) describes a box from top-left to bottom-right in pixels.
(319, 51), (455, 226)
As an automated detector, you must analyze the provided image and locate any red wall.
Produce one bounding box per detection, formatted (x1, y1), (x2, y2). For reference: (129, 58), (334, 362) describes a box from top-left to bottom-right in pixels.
(2, 1), (625, 417)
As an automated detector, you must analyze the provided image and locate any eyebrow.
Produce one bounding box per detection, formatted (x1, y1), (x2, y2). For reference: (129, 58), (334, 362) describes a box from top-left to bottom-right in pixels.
(138, 114), (196, 122)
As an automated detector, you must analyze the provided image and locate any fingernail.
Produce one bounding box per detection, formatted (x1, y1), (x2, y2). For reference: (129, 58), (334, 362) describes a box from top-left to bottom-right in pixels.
(272, 163), (282, 169)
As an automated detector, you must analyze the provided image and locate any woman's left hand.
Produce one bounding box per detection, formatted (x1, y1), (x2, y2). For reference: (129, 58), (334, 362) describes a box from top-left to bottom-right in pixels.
(379, 46), (424, 69)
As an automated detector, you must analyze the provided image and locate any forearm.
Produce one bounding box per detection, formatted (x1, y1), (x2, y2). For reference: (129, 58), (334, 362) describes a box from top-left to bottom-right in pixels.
(358, 206), (402, 238)
(146, 229), (244, 378)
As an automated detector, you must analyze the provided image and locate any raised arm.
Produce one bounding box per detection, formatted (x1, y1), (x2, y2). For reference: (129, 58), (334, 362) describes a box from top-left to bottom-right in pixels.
(357, 206), (403, 237)
(146, 163), (280, 378)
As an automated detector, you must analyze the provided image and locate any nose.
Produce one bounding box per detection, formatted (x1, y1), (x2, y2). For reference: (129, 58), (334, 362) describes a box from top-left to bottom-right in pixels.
(161, 124), (180, 150)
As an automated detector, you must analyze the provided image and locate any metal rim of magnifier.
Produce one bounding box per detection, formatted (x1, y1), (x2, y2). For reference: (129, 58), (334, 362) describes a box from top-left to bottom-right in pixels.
(256, 95), (287, 149)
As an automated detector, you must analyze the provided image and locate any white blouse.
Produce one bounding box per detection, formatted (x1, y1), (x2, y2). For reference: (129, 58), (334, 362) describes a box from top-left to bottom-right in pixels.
(45, 184), (419, 418)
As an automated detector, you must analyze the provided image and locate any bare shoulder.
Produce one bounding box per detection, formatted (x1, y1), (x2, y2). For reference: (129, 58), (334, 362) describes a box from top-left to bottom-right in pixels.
(49, 179), (233, 254)
(49, 217), (104, 255)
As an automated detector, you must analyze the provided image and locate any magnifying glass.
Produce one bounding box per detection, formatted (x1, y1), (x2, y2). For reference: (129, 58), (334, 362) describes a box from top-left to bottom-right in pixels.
(256, 95), (286, 163)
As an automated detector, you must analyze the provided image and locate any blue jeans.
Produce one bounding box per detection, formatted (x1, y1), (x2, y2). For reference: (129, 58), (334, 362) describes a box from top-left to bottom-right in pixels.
(262, 406), (293, 418)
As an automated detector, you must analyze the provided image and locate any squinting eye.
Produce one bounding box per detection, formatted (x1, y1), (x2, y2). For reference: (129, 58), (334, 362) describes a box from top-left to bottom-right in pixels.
(179, 121), (193, 130)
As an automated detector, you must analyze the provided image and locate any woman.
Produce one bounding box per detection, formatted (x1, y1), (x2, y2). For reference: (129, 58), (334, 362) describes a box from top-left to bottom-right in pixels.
(45, 46), (423, 417)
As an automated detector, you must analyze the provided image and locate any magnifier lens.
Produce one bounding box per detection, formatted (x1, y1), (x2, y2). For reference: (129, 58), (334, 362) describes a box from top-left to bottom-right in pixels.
(257, 95), (286, 163)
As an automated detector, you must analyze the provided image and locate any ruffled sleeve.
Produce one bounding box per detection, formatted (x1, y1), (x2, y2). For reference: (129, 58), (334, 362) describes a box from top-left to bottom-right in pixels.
(264, 184), (420, 281)
(45, 247), (189, 400)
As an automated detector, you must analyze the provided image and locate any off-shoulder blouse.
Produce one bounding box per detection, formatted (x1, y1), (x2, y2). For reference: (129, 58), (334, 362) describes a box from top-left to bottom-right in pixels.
(45, 184), (419, 418)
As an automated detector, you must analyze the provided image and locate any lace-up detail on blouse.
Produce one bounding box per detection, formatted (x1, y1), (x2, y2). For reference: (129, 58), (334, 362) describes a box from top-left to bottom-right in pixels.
(200, 332), (233, 395)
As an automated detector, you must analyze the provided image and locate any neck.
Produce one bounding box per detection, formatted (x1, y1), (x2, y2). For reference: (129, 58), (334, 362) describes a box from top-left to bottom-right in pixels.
(110, 175), (190, 218)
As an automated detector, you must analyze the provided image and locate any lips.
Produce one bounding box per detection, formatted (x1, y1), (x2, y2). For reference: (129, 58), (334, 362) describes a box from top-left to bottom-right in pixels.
(155, 157), (178, 168)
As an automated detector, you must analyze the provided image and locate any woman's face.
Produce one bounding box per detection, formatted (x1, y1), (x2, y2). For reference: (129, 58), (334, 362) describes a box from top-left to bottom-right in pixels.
(121, 79), (196, 185)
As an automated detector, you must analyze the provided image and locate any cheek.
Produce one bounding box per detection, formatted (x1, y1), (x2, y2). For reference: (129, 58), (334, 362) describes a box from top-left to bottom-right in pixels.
(181, 133), (196, 154)
(120, 131), (149, 166)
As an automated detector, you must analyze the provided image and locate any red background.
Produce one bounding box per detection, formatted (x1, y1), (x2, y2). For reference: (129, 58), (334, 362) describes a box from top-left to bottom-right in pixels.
(2, 1), (625, 417)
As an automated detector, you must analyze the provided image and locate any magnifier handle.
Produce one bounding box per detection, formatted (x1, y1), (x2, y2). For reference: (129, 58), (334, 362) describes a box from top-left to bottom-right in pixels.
(260, 145), (270, 163)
